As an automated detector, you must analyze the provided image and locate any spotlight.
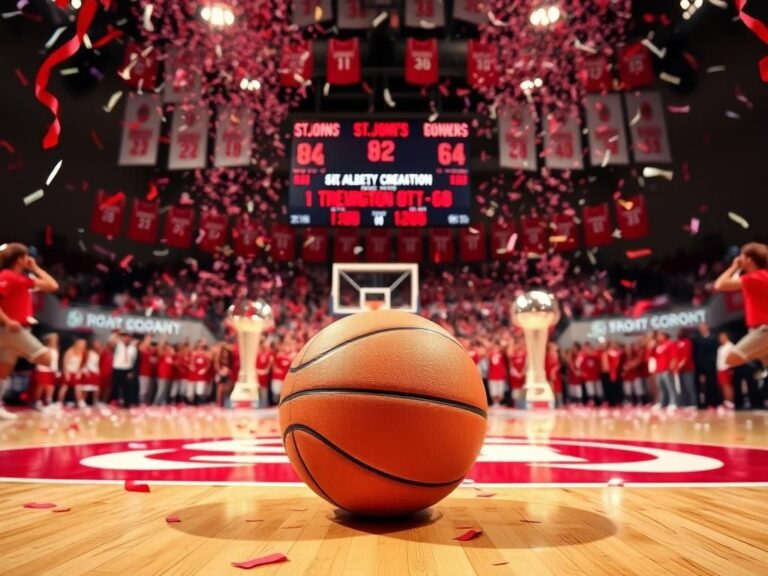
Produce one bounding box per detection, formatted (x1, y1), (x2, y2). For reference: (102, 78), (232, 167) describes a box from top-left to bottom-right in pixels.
(201, 3), (235, 27)
(530, 4), (561, 28)
(70, 0), (82, 8)
(239, 77), (261, 91)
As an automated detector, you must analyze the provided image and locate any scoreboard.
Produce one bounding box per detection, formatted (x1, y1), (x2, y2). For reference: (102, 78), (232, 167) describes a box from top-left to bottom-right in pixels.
(288, 120), (471, 227)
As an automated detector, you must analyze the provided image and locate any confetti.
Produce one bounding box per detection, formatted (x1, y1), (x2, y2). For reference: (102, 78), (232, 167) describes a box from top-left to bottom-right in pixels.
(124, 480), (150, 492)
(23, 189), (44, 206)
(626, 249), (652, 260)
(15, 68), (29, 86)
(506, 232), (518, 252)
(707, 0), (728, 8)
(706, 65), (726, 73)
(476, 492), (497, 498)
(520, 519), (542, 524)
(659, 72), (681, 85)
(103, 91), (123, 113)
(454, 528), (483, 541)
(1, 10), (22, 19)
(45, 225), (53, 246)
(690, 217), (700, 235)
(45, 159), (63, 186)
(0, 140), (16, 154)
(59, 67), (79, 76)
(667, 105), (690, 114)
(23, 502), (57, 509)
(728, 212), (749, 229)
(119, 255), (134, 269)
(642, 167), (674, 180)
(90, 130), (103, 150)
(142, 4), (154, 31)
(372, 11), (388, 27)
(725, 110), (741, 120)
(165, 515), (181, 523)
(383, 88), (396, 108)
(52, 507), (71, 513)
(641, 38), (667, 59)
(232, 553), (288, 570)
(44, 26), (68, 49)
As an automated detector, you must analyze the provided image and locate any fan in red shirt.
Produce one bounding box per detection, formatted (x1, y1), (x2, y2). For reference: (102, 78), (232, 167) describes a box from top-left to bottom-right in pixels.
(601, 342), (623, 406)
(487, 344), (509, 406)
(271, 343), (294, 406)
(256, 341), (274, 409)
(507, 340), (526, 408)
(154, 343), (176, 405)
(651, 332), (677, 408)
(621, 343), (646, 405)
(189, 341), (212, 403)
(566, 344), (584, 404)
(714, 242), (768, 370)
(672, 332), (697, 408)
(578, 342), (603, 404)
(137, 335), (156, 405)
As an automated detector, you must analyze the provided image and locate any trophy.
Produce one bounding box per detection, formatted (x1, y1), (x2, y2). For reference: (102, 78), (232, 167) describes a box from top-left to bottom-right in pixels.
(512, 291), (560, 410)
(228, 299), (273, 409)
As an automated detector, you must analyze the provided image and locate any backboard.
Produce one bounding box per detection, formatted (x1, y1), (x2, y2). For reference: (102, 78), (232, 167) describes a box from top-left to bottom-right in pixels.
(331, 263), (419, 315)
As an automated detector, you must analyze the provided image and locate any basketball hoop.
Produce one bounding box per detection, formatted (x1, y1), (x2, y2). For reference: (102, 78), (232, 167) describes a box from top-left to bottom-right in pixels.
(365, 301), (385, 311)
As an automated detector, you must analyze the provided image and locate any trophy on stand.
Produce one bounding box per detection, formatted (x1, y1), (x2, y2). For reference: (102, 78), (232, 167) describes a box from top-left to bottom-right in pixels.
(228, 299), (273, 409)
(512, 291), (560, 411)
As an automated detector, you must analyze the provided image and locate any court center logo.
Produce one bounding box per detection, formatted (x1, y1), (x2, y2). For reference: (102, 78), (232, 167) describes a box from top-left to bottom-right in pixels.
(1, 436), (767, 486)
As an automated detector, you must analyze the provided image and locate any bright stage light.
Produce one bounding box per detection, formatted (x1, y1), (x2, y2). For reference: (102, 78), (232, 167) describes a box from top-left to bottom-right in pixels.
(530, 4), (562, 28)
(201, 3), (235, 27)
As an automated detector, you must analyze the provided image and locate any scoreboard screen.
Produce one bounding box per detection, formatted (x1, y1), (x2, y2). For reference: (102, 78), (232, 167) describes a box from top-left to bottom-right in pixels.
(288, 120), (471, 227)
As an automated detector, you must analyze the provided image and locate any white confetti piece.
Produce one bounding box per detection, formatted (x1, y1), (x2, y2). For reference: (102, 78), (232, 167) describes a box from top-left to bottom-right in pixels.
(487, 11), (508, 27)
(372, 11), (388, 27)
(574, 39), (597, 54)
(103, 90), (123, 113)
(45, 159), (63, 186)
(641, 38), (666, 59)
(353, 246), (363, 255)
(690, 217), (700, 235)
(59, 67), (79, 76)
(659, 72), (681, 85)
(600, 149), (611, 168)
(506, 232), (518, 252)
(323, 82), (330, 96)
(725, 110), (740, 120)
(728, 212), (749, 229)
(706, 65), (726, 73)
(82, 34), (92, 50)
(78, 240), (87, 252)
(383, 88), (396, 108)
(707, 0), (728, 8)
(586, 249), (597, 266)
(45, 26), (67, 49)
(152, 249), (169, 257)
(419, 19), (436, 29)
(642, 167), (674, 180)
(1, 10), (22, 19)
(23, 189), (44, 206)
(143, 4), (154, 31)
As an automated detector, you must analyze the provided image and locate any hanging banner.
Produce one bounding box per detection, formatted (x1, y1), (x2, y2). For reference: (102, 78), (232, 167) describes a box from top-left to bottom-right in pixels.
(542, 108), (584, 170)
(336, 0), (372, 30)
(453, 0), (487, 24)
(625, 91), (672, 163)
(291, 0), (332, 26)
(521, 216), (547, 254)
(618, 42), (655, 90)
(334, 229), (360, 262)
(366, 229), (391, 263)
(198, 212), (228, 253)
(213, 107), (253, 168)
(467, 40), (499, 89)
(168, 106), (209, 171)
(397, 230), (423, 262)
(616, 194), (650, 240)
(270, 224), (295, 261)
(163, 49), (202, 104)
(118, 93), (162, 166)
(498, 105), (537, 171)
(302, 227), (328, 262)
(232, 217), (260, 257)
(551, 214), (579, 252)
(127, 199), (159, 244)
(429, 228), (454, 263)
(120, 42), (158, 90)
(459, 225), (486, 262)
(279, 40), (314, 88)
(579, 55), (612, 93)
(327, 38), (361, 85)
(490, 220), (516, 259)
(404, 0), (445, 29)
(163, 206), (195, 249)
(405, 38), (439, 86)
(90, 191), (125, 238)
(584, 94), (630, 166)
(582, 203), (613, 247)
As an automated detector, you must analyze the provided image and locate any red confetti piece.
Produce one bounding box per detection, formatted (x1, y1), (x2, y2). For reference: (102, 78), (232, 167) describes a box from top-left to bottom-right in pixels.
(90, 130), (103, 150)
(0, 140), (16, 154)
(232, 553), (288, 569)
(165, 515), (181, 523)
(15, 68), (29, 86)
(91, 27), (123, 48)
(119, 254), (134, 269)
(760, 56), (768, 83)
(100, 191), (124, 208)
(52, 507), (71, 513)
(124, 480), (150, 493)
(619, 280), (636, 289)
(24, 502), (56, 509)
(146, 182), (158, 201)
(45, 225), (53, 246)
(454, 528), (483, 541)
(630, 299), (654, 318)
(626, 249), (652, 260)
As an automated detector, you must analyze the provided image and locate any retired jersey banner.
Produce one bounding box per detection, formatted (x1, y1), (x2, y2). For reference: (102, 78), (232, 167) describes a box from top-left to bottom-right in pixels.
(429, 228), (454, 264)
(459, 226), (486, 262)
(397, 230), (423, 262)
(521, 216), (547, 253)
(336, 0), (372, 29)
(490, 220), (517, 259)
(584, 94), (629, 166)
(163, 206), (195, 249)
(302, 227), (328, 262)
(366, 229), (391, 263)
(404, 0), (445, 29)
(292, 0), (332, 26)
(551, 214), (579, 252)
(616, 194), (650, 240)
(168, 106), (209, 171)
(279, 40), (314, 87)
(213, 107), (253, 168)
(467, 40), (499, 88)
(582, 203), (613, 247)
(118, 93), (162, 166)
(233, 218), (260, 258)
(127, 199), (159, 244)
(579, 55), (612, 93)
(543, 109), (584, 170)
(269, 224), (295, 261)
(453, 0), (487, 24)
(163, 49), (202, 104)
(334, 229), (360, 262)
(120, 42), (158, 90)
(327, 38), (361, 85)
(618, 42), (655, 90)
(198, 212), (228, 253)
(90, 191), (125, 238)
(625, 91), (672, 163)
(498, 105), (537, 171)
(405, 38), (439, 86)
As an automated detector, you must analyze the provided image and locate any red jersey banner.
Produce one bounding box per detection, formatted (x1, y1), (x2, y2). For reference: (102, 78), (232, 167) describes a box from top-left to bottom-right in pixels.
(336, 0), (372, 30)
(582, 203), (613, 247)
(366, 229), (391, 263)
(542, 108), (584, 170)
(163, 206), (195, 249)
(616, 195), (650, 240)
(270, 224), (295, 261)
(233, 218), (260, 258)
(467, 40), (499, 89)
(618, 43), (655, 89)
(120, 42), (158, 90)
(198, 212), (228, 253)
(521, 216), (547, 254)
(397, 230), (423, 262)
(302, 227), (328, 262)
(405, 38), (439, 85)
(453, 0), (487, 24)
(624, 91), (672, 163)
(163, 49), (202, 104)
(459, 226), (486, 262)
(551, 214), (579, 252)
(213, 107), (253, 168)
(327, 38), (361, 85)
(279, 40), (314, 88)
(490, 220), (517, 259)
(334, 229), (359, 262)
(168, 106), (209, 171)
(404, 0), (445, 29)
(584, 94), (630, 166)
(291, 0), (332, 26)
(90, 191), (125, 238)
(118, 93), (162, 166)
(429, 228), (454, 263)
(127, 199), (159, 244)
(579, 55), (612, 93)
(498, 105), (537, 171)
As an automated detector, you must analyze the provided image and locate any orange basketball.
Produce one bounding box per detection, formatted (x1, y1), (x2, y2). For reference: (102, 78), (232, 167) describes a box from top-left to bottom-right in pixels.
(279, 310), (488, 517)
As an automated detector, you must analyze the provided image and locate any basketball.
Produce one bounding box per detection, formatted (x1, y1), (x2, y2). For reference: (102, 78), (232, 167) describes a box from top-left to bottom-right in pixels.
(279, 310), (488, 517)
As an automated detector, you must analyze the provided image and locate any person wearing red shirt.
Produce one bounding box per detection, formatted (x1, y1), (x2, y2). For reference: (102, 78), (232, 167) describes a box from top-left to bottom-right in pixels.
(0, 244), (59, 420)
(256, 340), (274, 409)
(621, 343), (646, 405)
(601, 341), (623, 406)
(651, 331), (677, 409)
(507, 340), (526, 408)
(714, 242), (768, 370)
(271, 343), (293, 406)
(546, 342), (563, 407)
(173, 343), (192, 404)
(189, 341), (212, 404)
(672, 331), (697, 408)
(487, 344), (509, 406)
(566, 344), (584, 404)
(578, 342), (603, 405)
(137, 335), (156, 405)
(154, 342), (176, 405)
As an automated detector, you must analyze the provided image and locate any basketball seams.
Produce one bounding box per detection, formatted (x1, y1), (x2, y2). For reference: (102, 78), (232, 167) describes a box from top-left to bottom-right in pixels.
(288, 430), (342, 509)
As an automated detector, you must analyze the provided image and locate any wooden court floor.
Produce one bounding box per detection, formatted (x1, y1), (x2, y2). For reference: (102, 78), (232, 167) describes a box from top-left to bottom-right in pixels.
(1, 406), (767, 575)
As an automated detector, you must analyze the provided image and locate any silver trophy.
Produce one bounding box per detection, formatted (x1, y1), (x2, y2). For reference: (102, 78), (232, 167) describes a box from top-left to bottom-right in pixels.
(512, 291), (560, 410)
(228, 299), (273, 409)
